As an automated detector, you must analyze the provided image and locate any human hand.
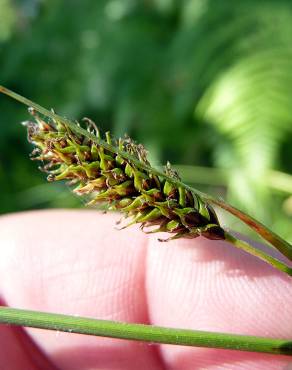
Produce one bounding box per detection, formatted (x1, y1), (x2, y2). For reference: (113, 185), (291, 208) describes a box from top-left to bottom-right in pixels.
(0, 210), (291, 370)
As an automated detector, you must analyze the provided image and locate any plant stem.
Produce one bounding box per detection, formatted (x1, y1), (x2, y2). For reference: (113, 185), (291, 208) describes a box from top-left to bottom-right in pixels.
(215, 200), (292, 261)
(224, 232), (292, 276)
(0, 306), (291, 356)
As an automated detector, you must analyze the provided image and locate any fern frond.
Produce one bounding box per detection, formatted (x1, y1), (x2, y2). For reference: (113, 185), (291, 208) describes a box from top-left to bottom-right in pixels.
(196, 49), (292, 220)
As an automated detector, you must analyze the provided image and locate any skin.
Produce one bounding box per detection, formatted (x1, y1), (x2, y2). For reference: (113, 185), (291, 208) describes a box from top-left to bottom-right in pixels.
(0, 210), (291, 370)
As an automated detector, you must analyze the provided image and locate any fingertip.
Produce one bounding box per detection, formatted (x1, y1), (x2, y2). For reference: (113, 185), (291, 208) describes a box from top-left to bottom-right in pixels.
(0, 210), (163, 370)
(146, 234), (292, 369)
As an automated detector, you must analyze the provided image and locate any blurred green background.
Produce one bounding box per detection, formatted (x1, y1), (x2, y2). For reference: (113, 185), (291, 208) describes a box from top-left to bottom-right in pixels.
(0, 0), (292, 241)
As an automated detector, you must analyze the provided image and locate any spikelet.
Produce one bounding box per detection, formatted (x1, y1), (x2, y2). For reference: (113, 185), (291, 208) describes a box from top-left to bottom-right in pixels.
(24, 108), (225, 241)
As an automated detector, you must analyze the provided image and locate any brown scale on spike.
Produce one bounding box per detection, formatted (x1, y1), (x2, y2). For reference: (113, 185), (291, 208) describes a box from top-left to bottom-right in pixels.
(24, 108), (225, 241)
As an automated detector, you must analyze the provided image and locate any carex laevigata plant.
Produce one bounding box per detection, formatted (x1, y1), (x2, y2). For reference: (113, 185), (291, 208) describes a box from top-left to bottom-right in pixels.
(1, 85), (291, 276)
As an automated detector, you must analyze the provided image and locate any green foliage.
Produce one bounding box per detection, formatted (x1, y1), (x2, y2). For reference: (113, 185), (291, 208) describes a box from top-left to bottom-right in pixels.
(0, 0), (291, 241)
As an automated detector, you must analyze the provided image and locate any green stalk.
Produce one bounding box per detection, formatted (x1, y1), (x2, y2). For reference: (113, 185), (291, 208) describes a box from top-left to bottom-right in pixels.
(0, 85), (292, 274)
(224, 232), (292, 276)
(0, 306), (291, 356)
(212, 199), (292, 261)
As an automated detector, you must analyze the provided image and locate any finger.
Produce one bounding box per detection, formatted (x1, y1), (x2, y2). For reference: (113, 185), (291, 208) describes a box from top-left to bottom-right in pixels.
(0, 296), (59, 370)
(146, 232), (292, 369)
(0, 210), (163, 370)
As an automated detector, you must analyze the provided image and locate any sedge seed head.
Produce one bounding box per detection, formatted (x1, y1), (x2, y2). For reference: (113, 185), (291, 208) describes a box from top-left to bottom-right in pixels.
(24, 108), (224, 241)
